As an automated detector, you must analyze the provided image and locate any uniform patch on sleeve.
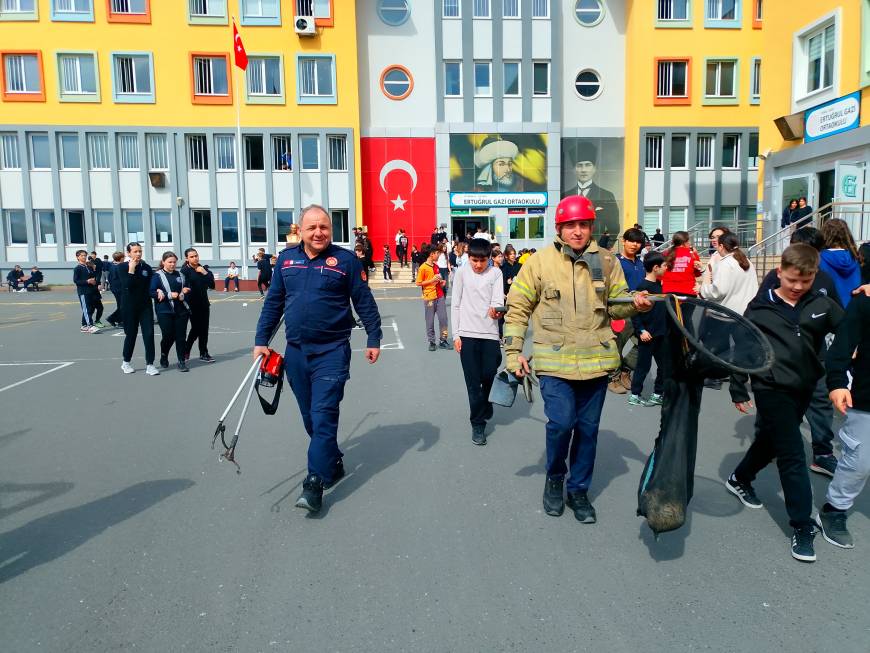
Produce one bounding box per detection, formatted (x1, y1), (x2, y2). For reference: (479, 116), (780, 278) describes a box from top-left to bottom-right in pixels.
(326, 256), (338, 267)
(283, 260), (291, 268)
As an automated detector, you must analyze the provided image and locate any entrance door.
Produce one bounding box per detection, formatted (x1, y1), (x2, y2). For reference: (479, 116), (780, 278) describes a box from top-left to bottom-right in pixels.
(817, 169), (836, 217)
(835, 162), (867, 238)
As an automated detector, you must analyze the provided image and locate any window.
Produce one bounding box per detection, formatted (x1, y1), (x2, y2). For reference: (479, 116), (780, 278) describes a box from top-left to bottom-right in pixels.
(328, 136), (347, 171)
(806, 24), (835, 95)
(193, 209), (212, 243)
(670, 135), (688, 169)
(188, 0), (226, 23)
(474, 61), (491, 96)
(331, 209), (349, 243)
(247, 56), (281, 98)
(5, 209), (27, 244)
(753, 0), (761, 26)
(87, 133), (109, 170)
(0, 0), (36, 18)
(146, 134), (167, 170)
(503, 61), (520, 96)
(705, 60), (736, 98)
(96, 210), (114, 244)
(59, 133), (80, 169)
(1, 134), (20, 169)
(531, 0), (548, 18)
(668, 207), (688, 235)
(248, 210), (267, 243)
(444, 61), (461, 96)
(153, 210), (172, 243)
(574, 69), (601, 99)
(299, 135), (319, 171)
(503, 0), (519, 18)
(532, 61), (549, 96)
(192, 54), (230, 101)
(241, 0), (279, 25)
(706, 0), (736, 20)
(272, 135), (292, 170)
(112, 52), (153, 102)
(29, 133), (50, 169)
(722, 134), (740, 169)
(747, 132), (759, 169)
(473, 0), (489, 18)
(2, 52), (44, 100)
(656, 60), (688, 99)
(750, 58), (760, 103)
(244, 134), (264, 171)
(276, 210), (293, 241)
(718, 206), (738, 232)
(657, 0), (688, 21)
(66, 210), (86, 244)
(443, 0), (459, 18)
(642, 208), (661, 232)
(297, 55), (336, 104)
(58, 52), (97, 100)
(117, 133), (139, 170)
(381, 65), (413, 100)
(37, 210), (56, 244)
(51, 0), (92, 21)
(124, 210), (144, 242)
(509, 216), (526, 239)
(215, 134), (235, 170)
(220, 209), (238, 244)
(187, 135), (208, 170)
(645, 135), (663, 170)
(574, 0), (603, 26)
(378, 0), (409, 26)
(696, 134), (714, 169)
(295, 0), (330, 21)
(108, 0), (149, 23)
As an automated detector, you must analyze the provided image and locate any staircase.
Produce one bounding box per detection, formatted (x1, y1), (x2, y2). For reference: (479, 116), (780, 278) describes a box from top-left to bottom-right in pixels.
(368, 264), (418, 287)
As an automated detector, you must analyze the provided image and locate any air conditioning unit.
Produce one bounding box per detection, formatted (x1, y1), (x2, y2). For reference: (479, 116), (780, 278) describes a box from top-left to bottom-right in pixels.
(295, 16), (315, 36)
(148, 172), (166, 188)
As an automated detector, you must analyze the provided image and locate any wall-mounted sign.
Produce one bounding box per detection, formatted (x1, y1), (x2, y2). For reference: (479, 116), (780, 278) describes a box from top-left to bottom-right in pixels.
(805, 91), (861, 143)
(450, 192), (548, 208)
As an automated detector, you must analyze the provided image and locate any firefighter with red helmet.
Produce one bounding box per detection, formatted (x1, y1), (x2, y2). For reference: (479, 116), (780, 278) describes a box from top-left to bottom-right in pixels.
(504, 195), (652, 523)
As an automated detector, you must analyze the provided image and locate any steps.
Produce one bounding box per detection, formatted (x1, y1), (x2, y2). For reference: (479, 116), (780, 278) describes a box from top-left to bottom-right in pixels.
(368, 264), (418, 287)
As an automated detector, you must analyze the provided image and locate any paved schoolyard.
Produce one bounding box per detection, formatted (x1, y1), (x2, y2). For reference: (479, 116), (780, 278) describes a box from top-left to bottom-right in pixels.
(0, 288), (867, 652)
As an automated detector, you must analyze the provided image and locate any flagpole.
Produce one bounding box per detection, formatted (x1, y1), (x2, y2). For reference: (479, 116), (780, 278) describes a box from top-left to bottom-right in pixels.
(233, 18), (249, 281)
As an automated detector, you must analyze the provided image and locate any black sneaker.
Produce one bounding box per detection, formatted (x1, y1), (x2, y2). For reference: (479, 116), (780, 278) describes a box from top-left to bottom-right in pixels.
(471, 425), (486, 446)
(324, 460), (345, 490)
(177, 361), (189, 373)
(543, 476), (564, 517)
(725, 475), (763, 509)
(791, 526), (817, 562)
(428, 342), (437, 352)
(438, 339), (451, 350)
(566, 491), (597, 524)
(810, 455), (838, 478)
(159, 355), (169, 369)
(815, 509), (854, 549)
(295, 474), (323, 512)
(200, 353), (216, 363)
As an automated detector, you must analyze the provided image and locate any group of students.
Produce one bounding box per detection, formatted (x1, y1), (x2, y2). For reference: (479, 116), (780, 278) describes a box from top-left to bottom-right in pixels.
(5, 264), (43, 291)
(74, 244), (215, 375)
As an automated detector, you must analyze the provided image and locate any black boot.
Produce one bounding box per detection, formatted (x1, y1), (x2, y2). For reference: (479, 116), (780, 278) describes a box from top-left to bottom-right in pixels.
(324, 460), (345, 489)
(566, 491), (597, 524)
(159, 354), (169, 369)
(295, 474), (324, 512)
(472, 424), (486, 446)
(543, 476), (564, 516)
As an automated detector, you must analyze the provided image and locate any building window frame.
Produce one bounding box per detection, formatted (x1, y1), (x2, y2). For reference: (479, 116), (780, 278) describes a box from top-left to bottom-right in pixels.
(444, 60), (462, 97)
(0, 133), (21, 170)
(654, 57), (690, 105)
(703, 58), (739, 106)
(327, 135), (347, 172)
(192, 208), (212, 244)
(87, 133), (110, 170)
(1, 50), (45, 102)
(244, 134), (264, 171)
(276, 209), (294, 242)
(442, 0), (460, 19)
(531, 0), (548, 19)
(747, 132), (759, 170)
(645, 135), (664, 170)
(573, 68), (602, 100)
(472, 0), (490, 19)
(573, 0), (604, 27)
(792, 11), (840, 112)
(246, 53), (285, 104)
(532, 60), (550, 97)
(4, 209), (28, 245)
(670, 134), (689, 170)
(722, 133), (740, 170)
(187, 0), (227, 25)
(106, 0), (150, 24)
(187, 134), (209, 171)
(704, 0), (741, 29)
(377, 0), (410, 26)
(220, 209), (239, 244)
(59, 133), (81, 170)
(380, 65), (413, 101)
(752, 0), (762, 28)
(272, 135), (292, 171)
(153, 209), (172, 244)
(57, 51), (100, 103)
(474, 60), (492, 97)
(750, 57), (761, 104)
(655, 0), (691, 28)
(293, 0), (333, 28)
(110, 51), (155, 104)
(330, 209), (349, 244)
(37, 209), (57, 245)
(696, 134), (714, 169)
(117, 133), (140, 170)
(190, 52), (231, 105)
(50, 0), (93, 22)
(240, 0), (281, 26)
(214, 134), (235, 171)
(502, 0), (519, 19)
(296, 54), (337, 105)
(66, 209), (86, 245)
(248, 209), (267, 244)
(299, 134), (319, 171)
(29, 133), (50, 170)
(0, 0), (38, 21)
(503, 60), (520, 96)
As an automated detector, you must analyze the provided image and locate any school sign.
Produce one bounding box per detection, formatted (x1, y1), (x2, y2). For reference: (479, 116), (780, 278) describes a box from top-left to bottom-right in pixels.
(804, 92), (861, 143)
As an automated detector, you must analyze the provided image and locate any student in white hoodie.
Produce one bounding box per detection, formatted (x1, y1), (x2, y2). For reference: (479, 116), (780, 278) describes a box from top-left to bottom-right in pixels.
(451, 238), (505, 446)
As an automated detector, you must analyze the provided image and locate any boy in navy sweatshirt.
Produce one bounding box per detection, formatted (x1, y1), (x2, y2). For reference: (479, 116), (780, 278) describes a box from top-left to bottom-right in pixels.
(628, 252), (667, 407)
(73, 250), (99, 333)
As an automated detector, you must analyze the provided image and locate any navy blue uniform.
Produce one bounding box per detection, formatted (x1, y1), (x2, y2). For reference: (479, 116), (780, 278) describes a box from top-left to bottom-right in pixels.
(255, 243), (383, 484)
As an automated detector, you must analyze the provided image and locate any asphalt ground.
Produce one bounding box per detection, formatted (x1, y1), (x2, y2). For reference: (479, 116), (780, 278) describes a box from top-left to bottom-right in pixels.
(0, 287), (868, 653)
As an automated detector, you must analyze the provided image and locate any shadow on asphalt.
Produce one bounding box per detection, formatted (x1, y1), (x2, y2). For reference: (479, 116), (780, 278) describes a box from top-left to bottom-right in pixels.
(0, 428), (32, 449)
(0, 481), (75, 521)
(0, 479), (194, 584)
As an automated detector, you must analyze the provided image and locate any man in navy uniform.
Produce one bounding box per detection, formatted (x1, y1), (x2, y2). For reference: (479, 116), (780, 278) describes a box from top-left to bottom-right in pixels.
(254, 204), (383, 514)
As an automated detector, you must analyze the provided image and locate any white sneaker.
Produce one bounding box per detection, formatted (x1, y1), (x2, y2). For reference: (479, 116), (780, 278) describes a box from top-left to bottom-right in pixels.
(80, 326), (89, 332)
(121, 362), (135, 374)
(145, 364), (160, 376)
(87, 325), (100, 333)
(18, 288), (27, 292)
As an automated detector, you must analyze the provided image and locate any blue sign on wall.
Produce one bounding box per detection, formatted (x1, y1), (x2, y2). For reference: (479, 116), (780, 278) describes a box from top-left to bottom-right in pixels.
(805, 92), (861, 143)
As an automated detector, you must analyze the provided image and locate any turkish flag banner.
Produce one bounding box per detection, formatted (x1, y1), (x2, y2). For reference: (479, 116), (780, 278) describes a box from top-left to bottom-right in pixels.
(361, 137), (436, 260)
(232, 21), (248, 70)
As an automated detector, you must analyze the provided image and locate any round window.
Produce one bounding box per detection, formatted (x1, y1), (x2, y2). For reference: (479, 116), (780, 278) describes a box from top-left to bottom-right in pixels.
(380, 66), (414, 100)
(574, 69), (602, 99)
(378, 0), (410, 26)
(574, 0), (604, 26)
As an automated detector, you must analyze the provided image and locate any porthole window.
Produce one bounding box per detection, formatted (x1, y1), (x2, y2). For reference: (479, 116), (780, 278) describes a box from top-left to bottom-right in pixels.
(380, 65), (414, 100)
(378, 0), (410, 26)
(574, 0), (604, 26)
(574, 69), (602, 99)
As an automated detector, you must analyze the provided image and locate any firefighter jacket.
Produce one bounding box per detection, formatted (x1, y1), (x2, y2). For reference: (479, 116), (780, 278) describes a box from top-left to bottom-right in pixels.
(503, 237), (639, 380)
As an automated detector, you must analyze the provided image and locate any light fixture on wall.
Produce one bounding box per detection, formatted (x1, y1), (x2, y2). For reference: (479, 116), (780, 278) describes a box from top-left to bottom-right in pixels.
(176, 196), (185, 207)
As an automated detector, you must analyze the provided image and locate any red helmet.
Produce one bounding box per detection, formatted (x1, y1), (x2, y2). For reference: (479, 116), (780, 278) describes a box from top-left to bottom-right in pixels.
(555, 195), (596, 225)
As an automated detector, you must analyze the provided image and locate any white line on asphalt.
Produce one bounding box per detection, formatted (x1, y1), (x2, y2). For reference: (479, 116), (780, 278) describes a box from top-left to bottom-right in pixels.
(0, 361), (75, 394)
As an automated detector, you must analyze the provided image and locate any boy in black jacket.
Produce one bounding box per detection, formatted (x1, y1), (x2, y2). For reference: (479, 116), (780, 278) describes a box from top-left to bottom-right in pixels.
(628, 252), (667, 407)
(815, 293), (870, 549)
(73, 250), (99, 333)
(726, 244), (844, 563)
(182, 247), (216, 363)
(119, 243), (158, 376)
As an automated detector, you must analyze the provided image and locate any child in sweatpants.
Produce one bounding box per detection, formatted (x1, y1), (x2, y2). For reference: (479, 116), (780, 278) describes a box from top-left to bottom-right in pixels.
(415, 243), (448, 351)
(628, 251), (667, 407)
(383, 244), (392, 281)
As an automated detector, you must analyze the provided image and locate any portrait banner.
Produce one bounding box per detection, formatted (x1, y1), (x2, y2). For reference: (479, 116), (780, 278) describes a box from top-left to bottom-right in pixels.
(561, 137), (624, 237)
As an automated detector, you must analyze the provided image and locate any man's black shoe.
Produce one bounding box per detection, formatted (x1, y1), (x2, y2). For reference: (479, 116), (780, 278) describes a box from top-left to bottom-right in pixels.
(200, 353), (216, 363)
(566, 491), (597, 524)
(159, 355), (169, 369)
(295, 474), (324, 512)
(439, 339), (451, 350)
(543, 476), (564, 516)
(791, 526), (817, 562)
(177, 361), (189, 373)
(472, 425), (486, 446)
(428, 342), (437, 352)
(324, 460), (345, 489)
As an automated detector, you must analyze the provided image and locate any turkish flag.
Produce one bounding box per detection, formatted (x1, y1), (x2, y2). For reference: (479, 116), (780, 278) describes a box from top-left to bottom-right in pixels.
(361, 137), (436, 260)
(232, 21), (248, 70)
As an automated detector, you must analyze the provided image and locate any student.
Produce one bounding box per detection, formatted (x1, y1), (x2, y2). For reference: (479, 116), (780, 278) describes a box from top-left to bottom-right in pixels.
(451, 238), (504, 445)
(101, 254), (111, 290)
(815, 293), (869, 549)
(610, 228), (647, 394)
(119, 242), (159, 375)
(105, 252), (125, 327)
(662, 231), (702, 296)
(73, 252), (100, 333)
(151, 251), (191, 372)
(819, 219), (862, 308)
(436, 243), (450, 291)
(23, 266), (43, 290)
(181, 248), (216, 363)
(7, 265), (26, 292)
(87, 258), (106, 328)
(726, 244), (844, 563)
(255, 248), (273, 296)
(382, 244), (393, 282)
(628, 252), (666, 407)
(410, 245), (421, 281)
(415, 243), (449, 351)
(224, 261), (240, 292)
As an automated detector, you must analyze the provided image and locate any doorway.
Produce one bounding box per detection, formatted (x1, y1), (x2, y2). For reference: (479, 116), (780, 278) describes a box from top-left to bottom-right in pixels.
(817, 169), (835, 215)
(452, 217), (491, 241)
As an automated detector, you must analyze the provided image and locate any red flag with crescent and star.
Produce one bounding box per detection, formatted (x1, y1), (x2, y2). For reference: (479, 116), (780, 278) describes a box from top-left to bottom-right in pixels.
(232, 21), (248, 71)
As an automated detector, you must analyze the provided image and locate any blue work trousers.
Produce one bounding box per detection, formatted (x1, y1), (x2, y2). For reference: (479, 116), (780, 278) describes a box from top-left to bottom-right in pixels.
(539, 375), (608, 493)
(284, 341), (351, 484)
